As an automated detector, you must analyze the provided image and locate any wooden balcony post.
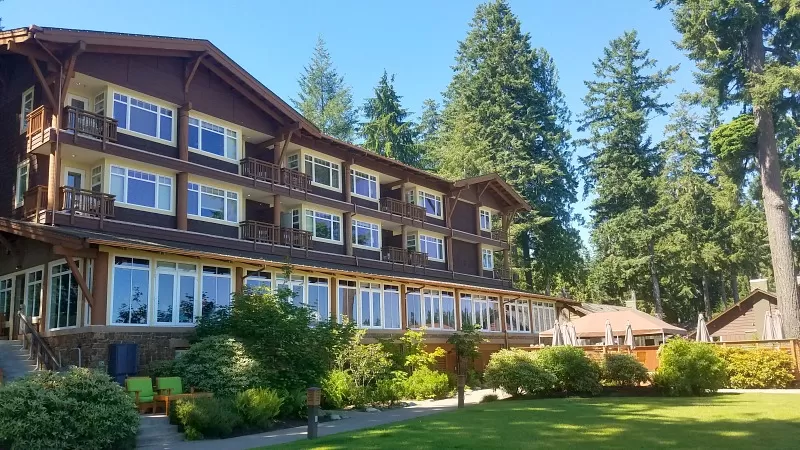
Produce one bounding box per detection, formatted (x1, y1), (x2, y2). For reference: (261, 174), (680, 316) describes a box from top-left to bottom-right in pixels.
(475, 204), (482, 234)
(401, 225), (408, 250)
(178, 104), (191, 161)
(176, 172), (188, 231)
(273, 195), (281, 226)
(343, 160), (352, 203)
(91, 252), (109, 325)
(445, 236), (453, 272)
(46, 142), (60, 212)
(476, 244), (484, 276)
(400, 284), (408, 330)
(235, 267), (244, 294)
(344, 212), (353, 256)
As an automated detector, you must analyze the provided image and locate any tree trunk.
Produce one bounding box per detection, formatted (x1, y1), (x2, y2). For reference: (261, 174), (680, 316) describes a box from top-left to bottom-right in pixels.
(731, 270), (740, 304)
(702, 272), (712, 319)
(719, 272), (727, 309)
(520, 232), (534, 289)
(748, 23), (800, 338)
(544, 275), (552, 296)
(648, 239), (664, 318)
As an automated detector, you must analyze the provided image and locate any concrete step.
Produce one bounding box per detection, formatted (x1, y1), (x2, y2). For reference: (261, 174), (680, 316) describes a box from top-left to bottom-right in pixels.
(136, 414), (184, 449)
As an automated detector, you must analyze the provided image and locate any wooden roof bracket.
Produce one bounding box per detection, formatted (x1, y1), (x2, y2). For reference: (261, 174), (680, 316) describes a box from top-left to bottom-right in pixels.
(57, 247), (95, 308)
(184, 51), (208, 100)
(28, 55), (57, 109)
(0, 234), (23, 269)
(60, 40), (86, 104)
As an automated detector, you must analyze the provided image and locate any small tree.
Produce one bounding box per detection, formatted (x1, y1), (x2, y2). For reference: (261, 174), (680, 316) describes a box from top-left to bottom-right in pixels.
(447, 324), (484, 375)
(400, 329), (446, 373)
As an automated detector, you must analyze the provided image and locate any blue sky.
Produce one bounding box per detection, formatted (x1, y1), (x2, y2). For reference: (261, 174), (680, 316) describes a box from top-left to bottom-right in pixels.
(1, 0), (697, 246)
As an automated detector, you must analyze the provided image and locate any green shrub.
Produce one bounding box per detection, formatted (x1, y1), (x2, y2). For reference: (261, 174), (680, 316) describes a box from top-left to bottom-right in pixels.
(173, 335), (264, 397)
(653, 339), (727, 396)
(375, 371), (407, 405)
(235, 388), (283, 428)
(321, 369), (353, 409)
(602, 353), (649, 387)
(403, 367), (452, 400)
(173, 397), (243, 440)
(716, 347), (795, 389)
(535, 346), (602, 395)
(481, 394), (499, 403)
(279, 388), (308, 419)
(146, 359), (177, 378)
(0, 368), (139, 450)
(484, 349), (556, 397)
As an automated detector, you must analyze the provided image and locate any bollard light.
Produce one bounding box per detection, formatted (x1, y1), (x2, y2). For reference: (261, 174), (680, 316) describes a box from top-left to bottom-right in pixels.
(307, 387), (321, 439)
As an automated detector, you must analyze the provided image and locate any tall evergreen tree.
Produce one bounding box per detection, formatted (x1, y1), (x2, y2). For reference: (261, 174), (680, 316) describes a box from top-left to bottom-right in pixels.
(361, 71), (420, 166)
(657, 0), (800, 336)
(414, 98), (442, 171)
(293, 37), (358, 141)
(578, 31), (677, 317)
(437, 0), (581, 293)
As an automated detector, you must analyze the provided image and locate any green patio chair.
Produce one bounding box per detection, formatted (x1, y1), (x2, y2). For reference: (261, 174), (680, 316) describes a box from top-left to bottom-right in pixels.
(125, 376), (156, 413)
(155, 376), (212, 415)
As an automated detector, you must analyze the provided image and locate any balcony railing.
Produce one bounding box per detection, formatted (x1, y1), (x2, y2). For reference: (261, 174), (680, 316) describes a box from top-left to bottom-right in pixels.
(22, 185), (48, 221)
(240, 158), (311, 192)
(380, 197), (426, 222)
(25, 105), (50, 152)
(63, 106), (118, 142)
(60, 186), (115, 222)
(240, 220), (313, 249)
(280, 227), (313, 249)
(494, 267), (512, 281)
(491, 229), (509, 242)
(382, 246), (428, 268)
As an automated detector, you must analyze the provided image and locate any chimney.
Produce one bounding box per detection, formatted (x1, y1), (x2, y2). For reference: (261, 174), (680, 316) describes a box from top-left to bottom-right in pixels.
(749, 278), (768, 292)
(626, 291), (637, 310)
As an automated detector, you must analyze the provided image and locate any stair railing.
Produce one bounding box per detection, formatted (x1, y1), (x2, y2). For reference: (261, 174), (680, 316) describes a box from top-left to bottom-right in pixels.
(17, 312), (61, 371)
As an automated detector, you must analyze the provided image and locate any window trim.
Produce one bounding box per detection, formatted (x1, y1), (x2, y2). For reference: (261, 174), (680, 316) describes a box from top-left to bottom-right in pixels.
(188, 181), (240, 224)
(112, 91), (175, 144)
(382, 284), (402, 330)
(461, 293), (501, 332)
(482, 248), (494, 270)
(351, 218), (381, 250)
(200, 264), (234, 316)
(504, 299), (532, 334)
(110, 164), (174, 213)
(419, 234), (445, 262)
(15, 160), (29, 208)
(358, 282), (385, 329)
(304, 208), (342, 244)
(24, 265), (45, 321)
(337, 278), (358, 324)
(188, 115), (240, 162)
(413, 289), (456, 331)
(417, 189), (443, 219)
(304, 153), (342, 192)
(49, 259), (82, 330)
(479, 209), (492, 231)
(20, 86), (34, 134)
(154, 261), (198, 326)
(109, 255), (152, 327)
(350, 168), (379, 201)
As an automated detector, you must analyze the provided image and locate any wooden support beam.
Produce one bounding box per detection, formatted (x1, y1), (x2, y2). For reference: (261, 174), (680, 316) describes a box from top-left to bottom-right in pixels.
(383, 178), (410, 190)
(446, 188), (463, 228)
(0, 234), (22, 268)
(5, 40), (58, 67)
(62, 252), (94, 308)
(184, 51), (207, 98)
(53, 244), (98, 259)
(28, 56), (57, 108)
(277, 129), (296, 166)
(477, 182), (491, 202)
(59, 41), (86, 103)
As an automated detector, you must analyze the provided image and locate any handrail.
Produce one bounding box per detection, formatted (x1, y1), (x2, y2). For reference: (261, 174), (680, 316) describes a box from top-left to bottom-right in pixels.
(494, 267), (512, 280)
(491, 229), (509, 242)
(382, 246), (428, 267)
(381, 197), (426, 222)
(240, 157), (311, 192)
(25, 105), (50, 151)
(240, 220), (280, 244)
(17, 312), (61, 371)
(23, 185), (48, 220)
(63, 106), (118, 142)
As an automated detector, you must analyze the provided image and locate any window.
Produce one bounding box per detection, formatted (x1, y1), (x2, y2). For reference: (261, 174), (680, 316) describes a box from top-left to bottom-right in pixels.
(304, 155), (340, 190)
(0, 278), (12, 320)
(406, 233), (417, 252)
(281, 208), (301, 229)
(25, 269), (44, 319)
(307, 277), (330, 322)
(287, 154), (300, 170)
(417, 191), (442, 218)
(201, 266), (232, 316)
(245, 271), (272, 290)
(84, 260), (94, 326)
(188, 183), (238, 223)
(20, 87), (34, 133)
(188, 117), (238, 160)
(414, 289), (456, 331)
(49, 262), (80, 329)
(113, 93), (173, 141)
(383, 285), (401, 329)
(532, 302), (556, 333)
(110, 165), (172, 210)
(505, 300), (531, 333)
(111, 257), (150, 325)
(482, 249), (494, 270)
(419, 235), (444, 261)
(480, 209), (492, 231)
(276, 274), (305, 308)
(359, 282), (382, 328)
(305, 209), (341, 242)
(155, 262), (196, 325)
(406, 288), (421, 328)
(94, 92), (106, 117)
(338, 280), (357, 324)
(460, 293), (500, 332)
(15, 161), (29, 208)
(90, 166), (102, 192)
(352, 220), (380, 249)
(351, 169), (378, 200)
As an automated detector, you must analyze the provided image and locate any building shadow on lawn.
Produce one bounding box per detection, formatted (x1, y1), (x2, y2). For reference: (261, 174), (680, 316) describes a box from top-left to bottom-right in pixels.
(279, 395), (800, 450)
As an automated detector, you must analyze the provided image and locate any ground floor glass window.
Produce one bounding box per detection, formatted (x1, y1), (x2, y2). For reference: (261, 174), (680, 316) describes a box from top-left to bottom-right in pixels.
(49, 262), (80, 329)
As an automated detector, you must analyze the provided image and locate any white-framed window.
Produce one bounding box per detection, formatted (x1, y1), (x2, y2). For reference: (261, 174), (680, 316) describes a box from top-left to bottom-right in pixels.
(245, 270), (272, 290)
(305, 209), (341, 242)
(113, 93), (173, 141)
(281, 208), (301, 229)
(532, 302), (557, 333)
(307, 276), (330, 322)
(383, 285), (401, 329)
(304, 155), (340, 190)
(90, 166), (102, 192)
(351, 169), (378, 200)
(417, 190), (442, 218)
(188, 182), (238, 223)
(419, 235), (444, 261)
(188, 117), (238, 160)
(352, 219), (380, 249)
(111, 256), (150, 325)
(201, 266), (232, 316)
(410, 289), (456, 330)
(49, 261), (80, 329)
(20, 86), (34, 134)
(276, 274), (305, 307)
(359, 282), (383, 328)
(94, 92), (106, 117)
(15, 161), (29, 208)
(482, 248), (494, 270)
(338, 279), (357, 324)
(287, 154), (300, 170)
(460, 293), (500, 332)
(0, 277), (12, 321)
(480, 209), (492, 231)
(406, 233), (417, 252)
(505, 300), (531, 333)
(25, 268), (44, 319)
(110, 165), (172, 211)
(155, 261), (197, 325)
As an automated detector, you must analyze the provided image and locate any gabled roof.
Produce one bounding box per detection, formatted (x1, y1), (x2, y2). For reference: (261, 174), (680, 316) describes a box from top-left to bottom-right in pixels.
(453, 174), (532, 211)
(703, 289), (777, 332)
(541, 309), (687, 338)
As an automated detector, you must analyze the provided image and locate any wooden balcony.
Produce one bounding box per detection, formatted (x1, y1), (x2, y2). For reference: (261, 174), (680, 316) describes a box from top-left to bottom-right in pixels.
(280, 227), (313, 249)
(25, 105), (50, 152)
(494, 267), (512, 281)
(63, 106), (118, 142)
(23, 186), (115, 226)
(22, 185), (48, 221)
(380, 197), (426, 222)
(491, 229), (509, 242)
(382, 246), (428, 267)
(240, 158), (311, 192)
(240, 220), (313, 249)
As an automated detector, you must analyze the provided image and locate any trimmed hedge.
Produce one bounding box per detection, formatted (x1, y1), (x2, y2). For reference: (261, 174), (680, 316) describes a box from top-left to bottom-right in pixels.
(602, 353), (649, 387)
(484, 349), (556, 397)
(653, 339), (726, 396)
(535, 346), (602, 395)
(716, 347), (795, 389)
(173, 335), (264, 397)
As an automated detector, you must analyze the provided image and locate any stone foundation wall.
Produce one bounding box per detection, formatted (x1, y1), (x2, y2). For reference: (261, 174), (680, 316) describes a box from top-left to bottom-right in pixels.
(44, 330), (193, 373)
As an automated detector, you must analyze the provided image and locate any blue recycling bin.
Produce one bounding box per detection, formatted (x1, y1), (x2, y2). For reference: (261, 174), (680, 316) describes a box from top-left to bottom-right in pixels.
(108, 343), (138, 382)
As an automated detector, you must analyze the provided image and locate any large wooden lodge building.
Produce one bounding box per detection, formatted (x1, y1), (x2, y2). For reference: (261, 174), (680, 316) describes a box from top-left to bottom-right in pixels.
(0, 26), (569, 369)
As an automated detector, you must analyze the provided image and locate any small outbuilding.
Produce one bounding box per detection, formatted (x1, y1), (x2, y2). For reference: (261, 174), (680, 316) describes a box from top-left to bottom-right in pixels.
(541, 309), (687, 346)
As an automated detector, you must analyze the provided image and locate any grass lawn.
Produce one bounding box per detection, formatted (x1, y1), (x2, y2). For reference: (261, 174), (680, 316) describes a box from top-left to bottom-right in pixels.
(271, 394), (800, 449)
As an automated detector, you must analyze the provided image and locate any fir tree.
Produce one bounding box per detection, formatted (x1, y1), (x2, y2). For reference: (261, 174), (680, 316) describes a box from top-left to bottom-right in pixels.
(361, 71), (420, 166)
(414, 98), (442, 171)
(293, 37), (358, 141)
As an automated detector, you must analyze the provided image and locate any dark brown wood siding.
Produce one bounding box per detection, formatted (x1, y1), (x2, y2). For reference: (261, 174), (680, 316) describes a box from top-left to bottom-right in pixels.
(383, 231), (402, 248)
(312, 240), (345, 254)
(354, 247), (381, 260)
(114, 207), (177, 229)
(452, 239), (479, 275)
(115, 133), (178, 159)
(353, 196), (379, 210)
(452, 201), (477, 234)
(187, 219), (238, 238)
(188, 151), (238, 173)
(245, 200), (274, 224)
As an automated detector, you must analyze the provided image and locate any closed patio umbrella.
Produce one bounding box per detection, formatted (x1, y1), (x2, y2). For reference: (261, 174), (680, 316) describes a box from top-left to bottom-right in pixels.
(551, 322), (563, 346)
(603, 319), (614, 346)
(772, 310), (785, 340)
(624, 321), (635, 349)
(566, 322), (578, 346)
(763, 310), (775, 340)
(695, 313), (711, 343)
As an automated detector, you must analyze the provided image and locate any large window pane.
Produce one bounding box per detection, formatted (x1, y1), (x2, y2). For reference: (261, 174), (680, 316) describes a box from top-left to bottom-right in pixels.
(179, 274), (196, 323)
(201, 128), (224, 156)
(201, 193), (225, 219)
(129, 106), (158, 137)
(113, 100), (127, 129)
(442, 293), (455, 330)
(112, 257), (150, 325)
(407, 290), (421, 328)
(338, 282), (357, 324)
(156, 273), (175, 323)
(371, 291), (381, 327)
(360, 290), (371, 327)
(384, 287), (400, 329)
(128, 177), (156, 207)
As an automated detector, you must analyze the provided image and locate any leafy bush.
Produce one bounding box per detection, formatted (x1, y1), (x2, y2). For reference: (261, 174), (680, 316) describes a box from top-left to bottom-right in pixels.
(146, 359), (177, 378)
(0, 368), (139, 450)
(535, 346), (602, 395)
(716, 347), (795, 389)
(403, 367), (452, 400)
(173, 335), (263, 397)
(398, 329), (446, 373)
(334, 329), (393, 406)
(375, 372), (407, 405)
(653, 339), (727, 396)
(484, 349), (556, 397)
(173, 397), (242, 440)
(235, 388), (283, 428)
(602, 354), (649, 387)
(279, 388), (308, 419)
(321, 369), (353, 409)
(481, 394), (499, 403)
